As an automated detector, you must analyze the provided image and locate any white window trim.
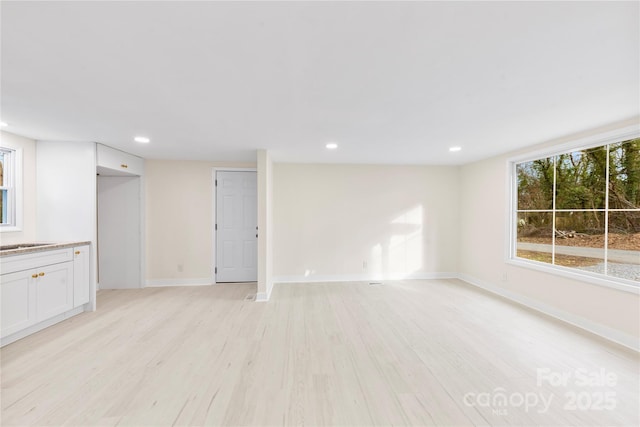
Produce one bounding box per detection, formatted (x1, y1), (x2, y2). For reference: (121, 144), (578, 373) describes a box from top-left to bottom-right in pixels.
(505, 124), (640, 294)
(0, 147), (23, 232)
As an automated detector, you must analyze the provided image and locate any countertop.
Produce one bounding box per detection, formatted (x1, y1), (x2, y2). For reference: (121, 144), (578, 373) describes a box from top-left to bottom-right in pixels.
(0, 241), (90, 257)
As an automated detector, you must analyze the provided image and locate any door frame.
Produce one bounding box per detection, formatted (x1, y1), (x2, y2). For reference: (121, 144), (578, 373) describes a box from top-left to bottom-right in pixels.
(211, 167), (257, 284)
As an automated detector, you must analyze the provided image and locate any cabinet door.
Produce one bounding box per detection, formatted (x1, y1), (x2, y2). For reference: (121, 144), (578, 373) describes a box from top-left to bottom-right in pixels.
(36, 262), (74, 321)
(1, 271), (36, 338)
(73, 246), (90, 307)
(97, 144), (144, 176)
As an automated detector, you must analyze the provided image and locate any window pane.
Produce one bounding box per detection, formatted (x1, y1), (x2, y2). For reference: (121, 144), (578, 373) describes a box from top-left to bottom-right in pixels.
(517, 160), (553, 210)
(607, 211), (640, 282)
(1, 189), (7, 224)
(609, 139), (640, 209)
(554, 212), (605, 271)
(516, 212), (553, 264)
(513, 138), (640, 285)
(555, 146), (607, 210)
(0, 151), (4, 187)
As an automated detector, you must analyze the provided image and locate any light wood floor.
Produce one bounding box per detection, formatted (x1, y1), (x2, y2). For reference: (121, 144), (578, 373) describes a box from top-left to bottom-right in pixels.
(1, 280), (638, 426)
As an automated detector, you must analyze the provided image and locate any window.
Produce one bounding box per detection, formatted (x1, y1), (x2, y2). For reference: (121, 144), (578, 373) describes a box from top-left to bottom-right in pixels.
(0, 147), (16, 227)
(512, 136), (640, 287)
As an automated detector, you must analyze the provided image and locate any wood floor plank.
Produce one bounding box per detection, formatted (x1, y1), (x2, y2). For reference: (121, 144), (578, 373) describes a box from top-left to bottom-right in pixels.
(1, 280), (638, 426)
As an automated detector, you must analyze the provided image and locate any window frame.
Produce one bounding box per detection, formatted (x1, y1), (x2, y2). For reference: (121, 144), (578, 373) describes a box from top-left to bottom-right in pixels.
(506, 125), (640, 294)
(0, 147), (23, 232)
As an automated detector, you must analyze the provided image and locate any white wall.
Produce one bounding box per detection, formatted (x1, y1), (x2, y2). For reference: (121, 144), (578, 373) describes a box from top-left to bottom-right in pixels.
(0, 131), (37, 244)
(273, 163), (459, 282)
(145, 159), (256, 284)
(36, 142), (96, 243)
(458, 118), (640, 349)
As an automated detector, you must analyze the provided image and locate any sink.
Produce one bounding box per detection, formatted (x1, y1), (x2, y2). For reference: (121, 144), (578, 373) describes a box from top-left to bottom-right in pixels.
(0, 243), (56, 251)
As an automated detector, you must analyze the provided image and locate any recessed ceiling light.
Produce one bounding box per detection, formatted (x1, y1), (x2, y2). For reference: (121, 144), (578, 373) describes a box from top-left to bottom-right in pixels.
(326, 143), (338, 150)
(449, 146), (462, 152)
(134, 136), (150, 143)
(0, 122), (8, 127)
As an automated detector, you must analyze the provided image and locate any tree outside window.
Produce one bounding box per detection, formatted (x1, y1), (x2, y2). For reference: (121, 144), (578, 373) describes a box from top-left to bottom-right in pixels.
(515, 138), (640, 284)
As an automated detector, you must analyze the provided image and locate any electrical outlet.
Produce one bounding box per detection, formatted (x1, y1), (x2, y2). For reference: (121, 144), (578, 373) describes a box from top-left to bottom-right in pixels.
(501, 272), (508, 282)
(177, 264), (184, 273)
(363, 261), (368, 270)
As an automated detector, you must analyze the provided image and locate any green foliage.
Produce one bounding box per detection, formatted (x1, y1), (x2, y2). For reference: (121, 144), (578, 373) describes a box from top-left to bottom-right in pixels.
(556, 147), (607, 210)
(609, 139), (640, 209)
(517, 139), (640, 234)
(517, 159), (553, 210)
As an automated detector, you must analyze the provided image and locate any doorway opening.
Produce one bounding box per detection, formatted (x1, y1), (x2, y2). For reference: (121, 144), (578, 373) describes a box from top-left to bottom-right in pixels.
(97, 169), (142, 289)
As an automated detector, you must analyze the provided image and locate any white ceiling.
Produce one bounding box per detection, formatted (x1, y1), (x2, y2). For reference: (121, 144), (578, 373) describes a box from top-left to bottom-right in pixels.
(1, 1), (638, 165)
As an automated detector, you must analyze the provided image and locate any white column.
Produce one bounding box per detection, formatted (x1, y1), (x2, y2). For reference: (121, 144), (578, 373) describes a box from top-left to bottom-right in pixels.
(257, 149), (273, 301)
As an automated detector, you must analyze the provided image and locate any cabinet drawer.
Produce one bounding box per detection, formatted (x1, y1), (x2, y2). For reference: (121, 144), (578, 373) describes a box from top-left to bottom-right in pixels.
(0, 248), (73, 275)
(97, 144), (144, 176)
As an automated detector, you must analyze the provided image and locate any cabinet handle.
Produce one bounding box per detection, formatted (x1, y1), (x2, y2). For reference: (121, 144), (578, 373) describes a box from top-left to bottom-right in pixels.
(32, 273), (38, 278)
(121, 164), (128, 168)
(75, 251), (81, 255)
(38, 272), (45, 277)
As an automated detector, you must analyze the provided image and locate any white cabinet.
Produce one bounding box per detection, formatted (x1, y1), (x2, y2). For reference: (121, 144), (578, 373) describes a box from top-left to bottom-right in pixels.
(35, 262), (74, 321)
(0, 245), (88, 343)
(1, 260), (73, 337)
(36, 141), (97, 311)
(73, 246), (90, 306)
(97, 143), (144, 176)
(0, 271), (35, 337)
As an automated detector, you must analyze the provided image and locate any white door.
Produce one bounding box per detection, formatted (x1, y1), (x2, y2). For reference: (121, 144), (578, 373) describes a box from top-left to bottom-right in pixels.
(216, 171), (257, 282)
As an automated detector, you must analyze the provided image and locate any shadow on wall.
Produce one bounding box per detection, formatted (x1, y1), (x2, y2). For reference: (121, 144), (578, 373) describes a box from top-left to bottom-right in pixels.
(371, 205), (424, 279)
(302, 204), (437, 280)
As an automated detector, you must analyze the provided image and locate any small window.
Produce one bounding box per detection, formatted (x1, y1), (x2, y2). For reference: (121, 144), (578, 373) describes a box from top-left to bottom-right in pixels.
(0, 147), (16, 227)
(512, 137), (640, 286)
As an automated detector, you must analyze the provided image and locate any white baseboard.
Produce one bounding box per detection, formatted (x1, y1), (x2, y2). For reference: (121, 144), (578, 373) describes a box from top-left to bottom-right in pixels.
(1, 306), (86, 347)
(145, 278), (213, 287)
(272, 272), (457, 284)
(256, 281), (274, 302)
(457, 273), (639, 352)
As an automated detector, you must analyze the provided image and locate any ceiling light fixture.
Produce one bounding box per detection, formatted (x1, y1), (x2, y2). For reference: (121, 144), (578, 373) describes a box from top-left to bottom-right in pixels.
(134, 136), (150, 143)
(326, 142), (338, 150)
(0, 122), (8, 127)
(449, 146), (462, 152)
